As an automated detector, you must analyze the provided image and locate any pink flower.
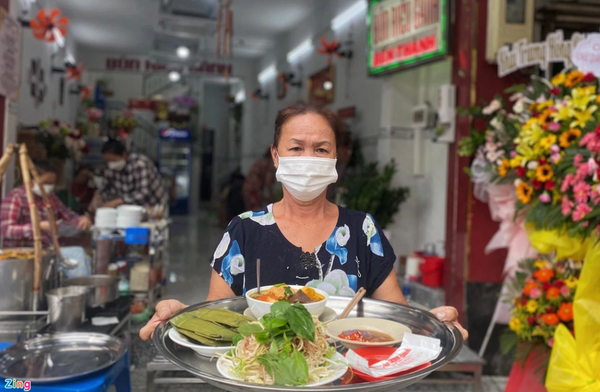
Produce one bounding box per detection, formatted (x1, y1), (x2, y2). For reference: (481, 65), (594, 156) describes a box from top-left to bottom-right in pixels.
(547, 122), (561, 132)
(575, 164), (590, 182)
(548, 338), (555, 348)
(574, 154), (584, 166)
(588, 158), (599, 175)
(560, 285), (571, 297)
(510, 151), (517, 158)
(550, 144), (560, 154)
(572, 203), (592, 221)
(561, 174), (575, 192)
(530, 287), (542, 299)
(551, 153), (561, 164)
(562, 196), (574, 215)
(539, 192), (551, 203)
(580, 132), (600, 153)
(573, 182), (592, 203)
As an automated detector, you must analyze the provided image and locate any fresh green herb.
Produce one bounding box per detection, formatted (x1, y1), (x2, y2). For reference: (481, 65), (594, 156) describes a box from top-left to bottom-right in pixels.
(232, 300), (317, 386)
(284, 286), (294, 297)
(273, 283), (286, 287)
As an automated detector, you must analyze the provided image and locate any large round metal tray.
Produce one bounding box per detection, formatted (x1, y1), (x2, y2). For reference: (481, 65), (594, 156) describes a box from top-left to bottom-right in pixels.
(0, 332), (127, 383)
(154, 296), (463, 392)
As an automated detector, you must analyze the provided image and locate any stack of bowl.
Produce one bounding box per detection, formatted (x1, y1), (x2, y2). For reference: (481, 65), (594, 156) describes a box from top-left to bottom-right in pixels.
(95, 208), (117, 234)
(116, 205), (144, 228)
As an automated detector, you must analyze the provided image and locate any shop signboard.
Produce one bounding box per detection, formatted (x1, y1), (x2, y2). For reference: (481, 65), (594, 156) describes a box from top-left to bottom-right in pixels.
(496, 30), (587, 77)
(367, 0), (448, 76)
(98, 54), (231, 76)
(0, 8), (21, 100)
(571, 34), (600, 78)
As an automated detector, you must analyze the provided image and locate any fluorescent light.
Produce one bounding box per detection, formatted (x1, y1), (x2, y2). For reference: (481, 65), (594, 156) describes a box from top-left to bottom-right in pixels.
(331, 0), (367, 31)
(258, 65), (277, 84)
(287, 39), (313, 64)
(168, 71), (181, 82)
(176, 46), (190, 59)
(323, 81), (333, 91)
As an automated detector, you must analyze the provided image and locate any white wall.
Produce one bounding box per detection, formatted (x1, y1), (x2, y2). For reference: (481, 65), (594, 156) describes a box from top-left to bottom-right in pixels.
(248, 0), (451, 258)
(82, 72), (144, 105)
(17, 22), (79, 127)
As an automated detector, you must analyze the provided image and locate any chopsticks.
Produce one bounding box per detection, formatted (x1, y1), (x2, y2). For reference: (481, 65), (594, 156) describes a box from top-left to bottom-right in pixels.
(338, 287), (366, 319)
(256, 259), (261, 294)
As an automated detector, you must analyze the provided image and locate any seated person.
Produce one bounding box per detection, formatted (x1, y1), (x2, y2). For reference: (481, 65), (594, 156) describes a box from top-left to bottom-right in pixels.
(70, 165), (96, 214)
(90, 140), (168, 210)
(1, 159), (92, 248)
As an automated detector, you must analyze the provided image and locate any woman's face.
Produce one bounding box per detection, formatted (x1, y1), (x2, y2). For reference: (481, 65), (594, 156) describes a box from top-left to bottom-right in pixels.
(273, 113), (336, 166)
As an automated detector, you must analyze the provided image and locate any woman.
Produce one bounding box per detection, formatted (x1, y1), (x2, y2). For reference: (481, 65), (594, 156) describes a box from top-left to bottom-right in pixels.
(140, 103), (468, 341)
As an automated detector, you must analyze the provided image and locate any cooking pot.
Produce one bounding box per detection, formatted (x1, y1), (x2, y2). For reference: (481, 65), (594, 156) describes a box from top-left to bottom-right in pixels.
(0, 249), (58, 313)
(63, 275), (119, 307)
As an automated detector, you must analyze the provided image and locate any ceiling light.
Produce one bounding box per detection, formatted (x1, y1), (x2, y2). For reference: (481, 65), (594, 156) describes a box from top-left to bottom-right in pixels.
(235, 90), (246, 103)
(331, 0), (367, 32)
(323, 81), (333, 91)
(169, 71), (181, 82)
(258, 65), (277, 84)
(287, 39), (313, 64)
(176, 46), (190, 59)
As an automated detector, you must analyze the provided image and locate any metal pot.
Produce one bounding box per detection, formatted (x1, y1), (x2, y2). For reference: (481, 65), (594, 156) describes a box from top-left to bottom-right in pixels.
(46, 286), (89, 331)
(63, 275), (119, 307)
(0, 249), (58, 313)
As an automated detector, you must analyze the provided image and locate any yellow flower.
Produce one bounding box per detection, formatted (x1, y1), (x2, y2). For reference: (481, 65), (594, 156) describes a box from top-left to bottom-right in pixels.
(532, 327), (549, 338)
(581, 86), (596, 95)
(527, 170), (537, 179)
(534, 260), (548, 269)
(551, 102), (574, 122)
(539, 109), (555, 129)
(537, 100), (555, 112)
(523, 117), (541, 130)
(498, 159), (510, 177)
(559, 128), (582, 148)
(552, 73), (566, 86)
(509, 317), (524, 333)
(565, 71), (585, 88)
(597, 95), (600, 104)
(510, 155), (523, 169)
(540, 134), (557, 151)
(526, 300), (539, 313)
(565, 276), (578, 289)
(570, 106), (597, 128)
(569, 87), (594, 109)
(536, 164), (554, 182)
(553, 190), (563, 203)
(516, 181), (533, 204)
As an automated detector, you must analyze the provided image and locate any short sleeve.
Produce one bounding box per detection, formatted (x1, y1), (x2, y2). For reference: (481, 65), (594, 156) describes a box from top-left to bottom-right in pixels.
(210, 216), (245, 295)
(363, 214), (396, 295)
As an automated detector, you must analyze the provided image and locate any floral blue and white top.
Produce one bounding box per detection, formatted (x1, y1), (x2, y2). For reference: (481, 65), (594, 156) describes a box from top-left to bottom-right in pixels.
(210, 204), (396, 297)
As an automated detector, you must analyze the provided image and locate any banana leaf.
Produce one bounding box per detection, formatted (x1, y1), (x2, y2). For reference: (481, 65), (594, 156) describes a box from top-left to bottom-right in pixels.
(176, 328), (230, 347)
(187, 308), (253, 328)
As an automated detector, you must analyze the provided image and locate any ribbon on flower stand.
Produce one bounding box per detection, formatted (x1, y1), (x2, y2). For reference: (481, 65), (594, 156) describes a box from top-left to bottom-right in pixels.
(545, 239), (600, 392)
(479, 184), (538, 357)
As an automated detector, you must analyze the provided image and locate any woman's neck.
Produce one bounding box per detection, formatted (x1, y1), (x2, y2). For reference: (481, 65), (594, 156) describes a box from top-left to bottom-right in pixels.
(275, 191), (332, 223)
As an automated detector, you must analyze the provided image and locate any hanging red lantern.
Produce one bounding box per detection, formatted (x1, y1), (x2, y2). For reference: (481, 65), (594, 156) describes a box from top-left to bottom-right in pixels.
(30, 9), (69, 45)
(66, 63), (87, 81)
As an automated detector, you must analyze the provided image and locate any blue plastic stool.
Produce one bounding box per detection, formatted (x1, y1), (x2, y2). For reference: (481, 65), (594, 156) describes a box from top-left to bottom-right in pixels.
(0, 342), (131, 392)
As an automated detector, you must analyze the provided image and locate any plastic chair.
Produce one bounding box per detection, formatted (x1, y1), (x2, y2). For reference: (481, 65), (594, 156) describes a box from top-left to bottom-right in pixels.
(0, 342), (131, 392)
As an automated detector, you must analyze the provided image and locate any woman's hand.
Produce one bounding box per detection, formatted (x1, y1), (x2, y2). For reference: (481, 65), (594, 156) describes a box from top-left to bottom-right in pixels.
(77, 216), (92, 231)
(139, 300), (187, 341)
(39, 221), (51, 232)
(430, 306), (469, 341)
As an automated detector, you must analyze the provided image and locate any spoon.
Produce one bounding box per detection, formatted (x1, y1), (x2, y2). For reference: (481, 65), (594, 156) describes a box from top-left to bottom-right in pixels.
(256, 259), (261, 295)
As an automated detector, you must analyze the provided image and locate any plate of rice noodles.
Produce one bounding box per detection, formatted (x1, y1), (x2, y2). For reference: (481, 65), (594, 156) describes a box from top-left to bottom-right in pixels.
(217, 301), (348, 386)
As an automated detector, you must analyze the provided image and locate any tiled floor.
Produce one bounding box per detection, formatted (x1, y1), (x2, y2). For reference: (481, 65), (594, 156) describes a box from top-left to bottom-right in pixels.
(130, 211), (508, 392)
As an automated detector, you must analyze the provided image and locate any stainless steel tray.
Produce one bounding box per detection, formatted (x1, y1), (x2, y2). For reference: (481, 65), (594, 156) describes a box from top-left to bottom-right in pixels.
(0, 332), (127, 383)
(154, 296), (463, 392)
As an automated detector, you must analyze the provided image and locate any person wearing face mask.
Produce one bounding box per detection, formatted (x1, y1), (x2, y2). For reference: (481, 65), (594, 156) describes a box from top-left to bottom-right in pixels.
(140, 103), (470, 342)
(0, 159), (92, 248)
(91, 140), (168, 211)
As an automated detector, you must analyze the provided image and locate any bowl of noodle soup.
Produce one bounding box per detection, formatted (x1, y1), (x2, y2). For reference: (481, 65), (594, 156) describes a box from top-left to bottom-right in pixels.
(245, 284), (328, 319)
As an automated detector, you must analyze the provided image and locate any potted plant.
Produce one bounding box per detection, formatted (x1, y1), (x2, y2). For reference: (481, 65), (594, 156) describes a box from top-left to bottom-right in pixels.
(340, 157), (410, 231)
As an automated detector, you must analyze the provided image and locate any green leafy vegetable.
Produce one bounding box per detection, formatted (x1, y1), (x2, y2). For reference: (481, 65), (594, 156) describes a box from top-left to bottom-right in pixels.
(257, 349), (309, 386)
(285, 304), (315, 341)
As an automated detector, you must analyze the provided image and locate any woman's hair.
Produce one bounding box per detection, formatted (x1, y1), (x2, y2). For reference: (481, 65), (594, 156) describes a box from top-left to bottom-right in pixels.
(101, 139), (126, 156)
(33, 159), (58, 175)
(273, 102), (345, 149)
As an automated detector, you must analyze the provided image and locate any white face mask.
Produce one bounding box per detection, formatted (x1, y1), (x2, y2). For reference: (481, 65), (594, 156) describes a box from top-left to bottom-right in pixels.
(275, 152), (338, 202)
(108, 160), (126, 171)
(32, 183), (55, 196)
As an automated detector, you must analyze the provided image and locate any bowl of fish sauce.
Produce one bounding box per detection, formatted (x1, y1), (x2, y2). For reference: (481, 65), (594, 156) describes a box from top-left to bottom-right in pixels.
(325, 317), (412, 350)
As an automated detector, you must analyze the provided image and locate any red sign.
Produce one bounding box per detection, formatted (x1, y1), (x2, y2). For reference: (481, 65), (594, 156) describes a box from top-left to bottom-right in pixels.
(337, 106), (356, 118)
